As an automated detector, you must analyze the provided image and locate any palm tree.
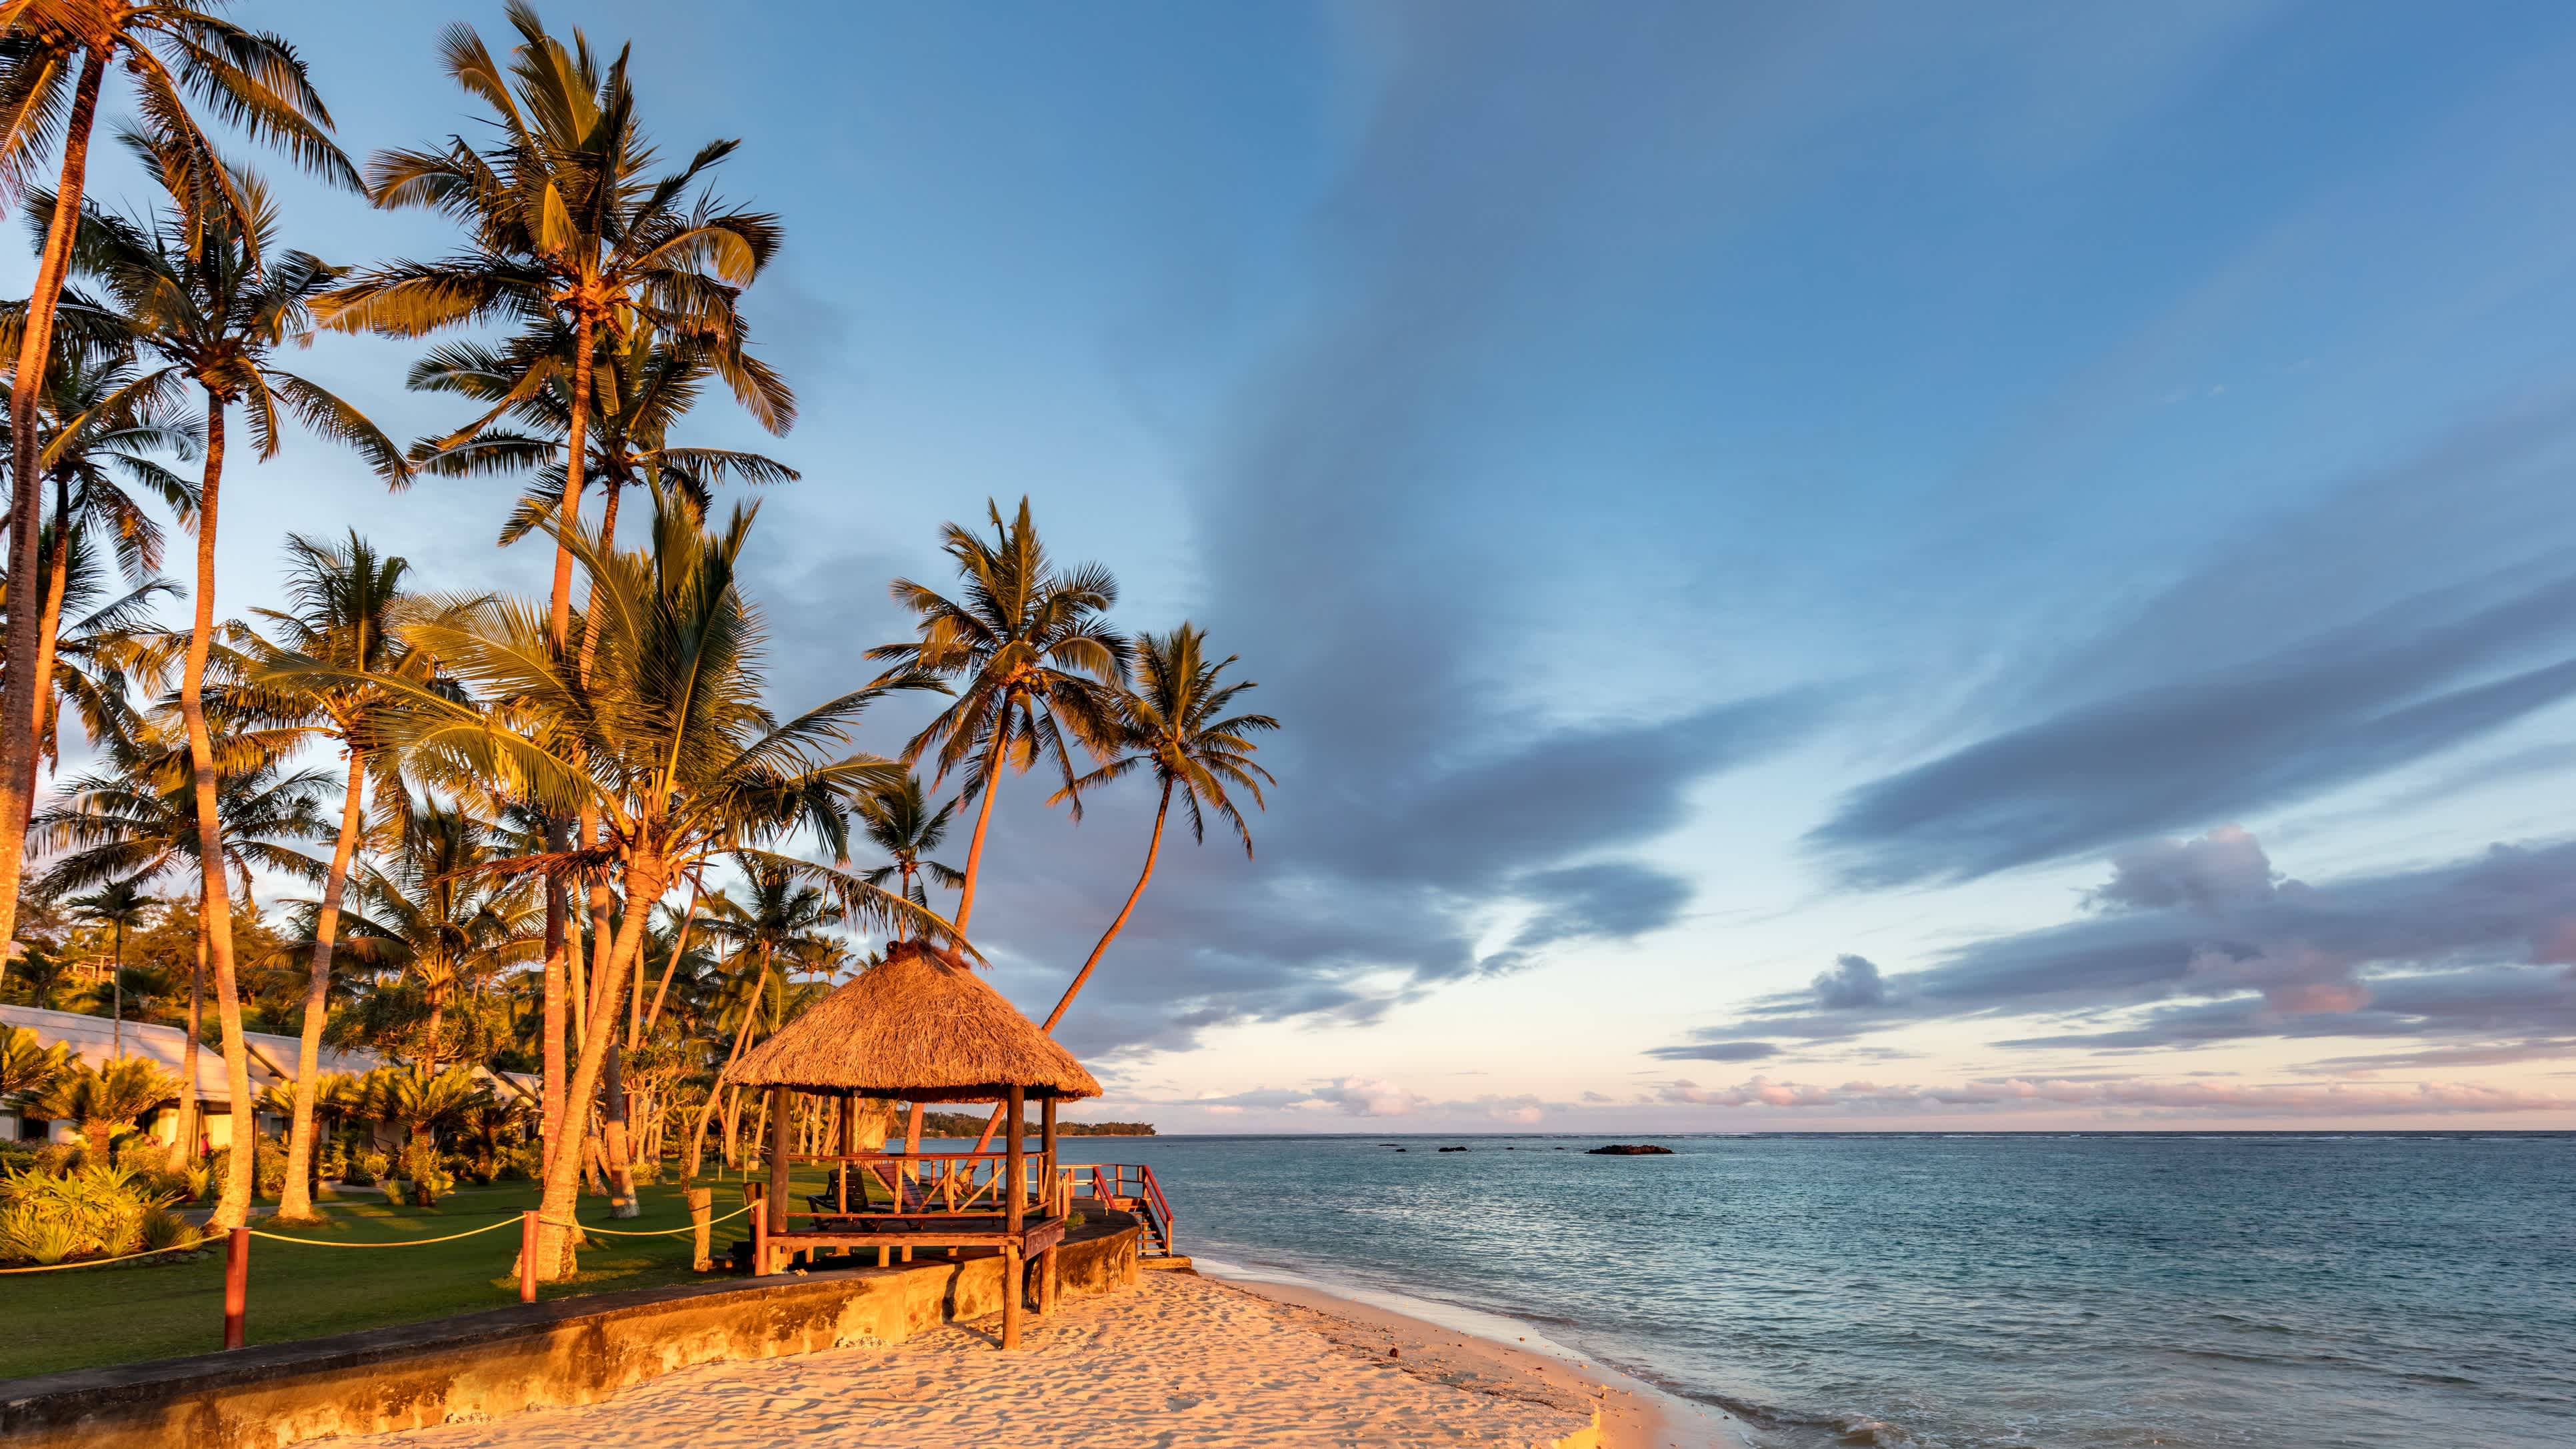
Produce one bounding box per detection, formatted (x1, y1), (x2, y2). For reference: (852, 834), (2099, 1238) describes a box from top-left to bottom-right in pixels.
(0, 0), (355, 953)
(962, 627), (1275, 1156)
(30, 1055), (175, 1158)
(232, 531), (435, 1222)
(684, 854), (841, 1176)
(59, 147), (403, 1226)
(1043, 625), (1275, 1030)
(330, 799), (540, 1072)
(31, 707), (326, 1166)
(317, 3), (784, 1167)
(339, 489), (950, 1278)
(67, 876), (145, 1056)
(418, 321), (796, 559)
(868, 497), (1130, 931)
(3, 519), (179, 778)
(850, 774), (962, 932)
(0, 333), (198, 798)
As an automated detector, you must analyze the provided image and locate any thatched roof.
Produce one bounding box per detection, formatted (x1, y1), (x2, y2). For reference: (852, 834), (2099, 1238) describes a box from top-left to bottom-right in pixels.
(724, 940), (1102, 1102)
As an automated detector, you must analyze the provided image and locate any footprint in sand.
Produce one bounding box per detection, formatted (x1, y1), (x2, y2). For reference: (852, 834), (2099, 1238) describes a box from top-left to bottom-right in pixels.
(1165, 1394), (1206, 1412)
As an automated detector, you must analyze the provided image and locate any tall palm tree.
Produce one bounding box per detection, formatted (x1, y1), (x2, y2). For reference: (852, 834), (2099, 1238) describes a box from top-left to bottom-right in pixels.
(338, 489), (951, 1278)
(1042, 625), (1275, 1030)
(850, 774), (961, 932)
(231, 531), (433, 1222)
(0, 0), (354, 953)
(67, 876), (145, 1056)
(61, 148), (402, 1226)
(317, 3), (784, 1166)
(868, 497), (1130, 932)
(409, 323), (793, 1206)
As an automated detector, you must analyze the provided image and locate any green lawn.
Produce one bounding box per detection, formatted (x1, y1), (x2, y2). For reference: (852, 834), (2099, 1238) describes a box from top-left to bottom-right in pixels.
(0, 1172), (821, 1381)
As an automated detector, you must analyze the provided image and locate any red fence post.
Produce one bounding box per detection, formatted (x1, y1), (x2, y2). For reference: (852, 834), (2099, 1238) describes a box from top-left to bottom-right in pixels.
(222, 1228), (249, 1349)
(519, 1211), (539, 1303)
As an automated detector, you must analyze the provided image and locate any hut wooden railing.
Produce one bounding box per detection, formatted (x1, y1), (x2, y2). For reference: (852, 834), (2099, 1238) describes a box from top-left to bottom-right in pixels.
(1065, 1162), (1176, 1257)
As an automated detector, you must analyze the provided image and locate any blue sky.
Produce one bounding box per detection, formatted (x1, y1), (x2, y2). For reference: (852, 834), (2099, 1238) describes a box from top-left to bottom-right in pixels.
(17, 1), (2576, 1128)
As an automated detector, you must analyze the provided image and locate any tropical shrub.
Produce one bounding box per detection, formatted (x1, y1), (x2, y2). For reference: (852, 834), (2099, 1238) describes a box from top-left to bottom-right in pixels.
(0, 1160), (183, 1266)
(351, 1148), (389, 1186)
(137, 1204), (204, 1254)
(395, 1138), (453, 1207)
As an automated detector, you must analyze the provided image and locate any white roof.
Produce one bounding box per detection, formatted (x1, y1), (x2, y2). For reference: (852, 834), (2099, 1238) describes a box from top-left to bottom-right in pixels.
(0, 1004), (538, 1106)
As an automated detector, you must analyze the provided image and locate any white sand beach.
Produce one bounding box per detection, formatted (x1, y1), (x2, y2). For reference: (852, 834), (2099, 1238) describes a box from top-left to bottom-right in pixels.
(345, 1270), (1723, 1448)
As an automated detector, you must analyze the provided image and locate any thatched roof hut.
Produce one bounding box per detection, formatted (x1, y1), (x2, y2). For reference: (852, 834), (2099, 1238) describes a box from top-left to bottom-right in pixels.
(726, 940), (1102, 1102)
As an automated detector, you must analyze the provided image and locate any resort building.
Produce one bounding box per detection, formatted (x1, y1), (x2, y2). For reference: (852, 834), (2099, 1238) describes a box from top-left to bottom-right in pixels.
(0, 1003), (537, 1152)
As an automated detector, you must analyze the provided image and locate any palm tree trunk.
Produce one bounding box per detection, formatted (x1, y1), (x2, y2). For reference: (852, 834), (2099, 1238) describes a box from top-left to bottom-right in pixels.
(0, 47), (107, 956)
(1047, 778), (1170, 1031)
(185, 398), (257, 1230)
(641, 878), (700, 1038)
(540, 868), (566, 1177)
(953, 724), (1012, 930)
(180, 902), (204, 1161)
(535, 308), (597, 1178)
(685, 990), (760, 1182)
(277, 746), (365, 1222)
(529, 850), (662, 1279)
(971, 781), (1173, 1155)
(20, 483), (74, 804)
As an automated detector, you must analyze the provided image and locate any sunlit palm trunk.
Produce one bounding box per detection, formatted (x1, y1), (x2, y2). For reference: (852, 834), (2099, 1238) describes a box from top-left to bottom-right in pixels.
(952, 726), (1011, 930)
(21, 485), (75, 804)
(535, 313), (597, 1184)
(179, 905), (204, 1160)
(971, 780), (1173, 1154)
(277, 748), (366, 1222)
(685, 985), (761, 1181)
(185, 399), (257, 1230)
(0, 48), (107, 955)
(530, 852), (661, 1279)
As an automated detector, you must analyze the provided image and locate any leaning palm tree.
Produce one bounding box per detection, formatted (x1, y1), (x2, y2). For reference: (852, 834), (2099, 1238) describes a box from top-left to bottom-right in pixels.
(334, 488), (954, 1278)
(29, 1056), (175, 1158)
(59, 145), (404, 1226)
(868, 497), (1130, 931)
(230, 531), (435, 1222)
(0, 0), (355, 952)
(849, 774), (961, 932)
(961, 626), (1275, 1156)
(1042, 625), (1275, 1030)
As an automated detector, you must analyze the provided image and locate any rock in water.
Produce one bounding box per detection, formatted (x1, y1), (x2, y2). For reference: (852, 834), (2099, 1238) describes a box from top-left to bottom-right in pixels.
(1586, 1144), (1675, 1156)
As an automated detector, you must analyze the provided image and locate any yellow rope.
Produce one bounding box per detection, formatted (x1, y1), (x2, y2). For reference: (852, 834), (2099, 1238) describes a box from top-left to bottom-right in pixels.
(247, 1216), (524, 1248)
(0, 1244), (202, 1274)
(538, 1203), (751, 1238)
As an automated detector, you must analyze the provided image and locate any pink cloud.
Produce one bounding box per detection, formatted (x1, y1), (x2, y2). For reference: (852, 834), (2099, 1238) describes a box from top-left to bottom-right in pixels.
(1659, 1075), (2573, 1116)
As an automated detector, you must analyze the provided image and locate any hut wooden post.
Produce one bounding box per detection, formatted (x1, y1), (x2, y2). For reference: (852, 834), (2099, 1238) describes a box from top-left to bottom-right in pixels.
(836, 1090), (855, 1214)
(1039, 1096), (1059, 1315)
(765, 1086), (791, 1271)
(1001, 1086), (1025, 1349)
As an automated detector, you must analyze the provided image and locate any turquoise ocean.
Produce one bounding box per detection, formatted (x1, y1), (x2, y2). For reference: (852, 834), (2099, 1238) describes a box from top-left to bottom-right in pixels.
(1041, 1132), (2575, 1448)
